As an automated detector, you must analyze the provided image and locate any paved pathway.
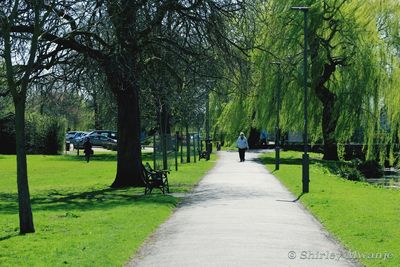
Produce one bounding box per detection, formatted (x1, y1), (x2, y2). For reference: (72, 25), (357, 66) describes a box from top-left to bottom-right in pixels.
(128, 150), (358, 267)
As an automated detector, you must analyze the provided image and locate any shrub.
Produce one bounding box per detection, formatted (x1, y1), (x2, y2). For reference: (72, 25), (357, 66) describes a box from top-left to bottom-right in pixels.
(26, 114), (66, 154)
(0, 113), (16, 154)
(43, 118), (65, 154)
(356, 160), (383, 178)
(337, 165), (364, 181)
(0, 113), (66, 154)
(323, 160), (364, 181)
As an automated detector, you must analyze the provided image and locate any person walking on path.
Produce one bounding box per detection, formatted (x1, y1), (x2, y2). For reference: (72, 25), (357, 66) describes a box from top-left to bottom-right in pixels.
(236, 131), (249, 162)
(83, 138), (93, 163)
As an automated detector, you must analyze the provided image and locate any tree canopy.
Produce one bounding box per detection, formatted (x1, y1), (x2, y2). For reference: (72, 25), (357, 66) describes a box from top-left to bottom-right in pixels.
(215, 0), (400, 162)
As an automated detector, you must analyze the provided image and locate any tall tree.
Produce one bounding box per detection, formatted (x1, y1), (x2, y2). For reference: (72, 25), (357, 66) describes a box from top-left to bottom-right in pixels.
(0, 0), (51, 234)
(10, 1), (247, 187)
(222, 0), (385, 160)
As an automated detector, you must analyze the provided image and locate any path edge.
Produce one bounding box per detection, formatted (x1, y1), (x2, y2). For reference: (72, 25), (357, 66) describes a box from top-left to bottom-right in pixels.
(124, 153), (220, 266)
(258, 152), (362, 267)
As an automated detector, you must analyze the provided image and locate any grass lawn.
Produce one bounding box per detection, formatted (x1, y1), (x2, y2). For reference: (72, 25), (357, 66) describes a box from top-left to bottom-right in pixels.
(0, 151), (216, 266)
(260, 151), (400, 267)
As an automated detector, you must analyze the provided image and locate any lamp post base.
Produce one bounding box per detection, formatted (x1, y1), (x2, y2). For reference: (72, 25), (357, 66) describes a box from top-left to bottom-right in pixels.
(302, 153), (309, 193)
(275, 146), (280, 170)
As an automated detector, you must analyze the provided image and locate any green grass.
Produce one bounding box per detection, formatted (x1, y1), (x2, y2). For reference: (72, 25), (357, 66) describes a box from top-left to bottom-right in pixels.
(260, 151), (400, 267)
(0, 151), (216, 266)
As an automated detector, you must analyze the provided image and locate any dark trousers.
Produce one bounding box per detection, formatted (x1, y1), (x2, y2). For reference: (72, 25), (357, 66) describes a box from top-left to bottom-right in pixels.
(238, 148), (246, 162)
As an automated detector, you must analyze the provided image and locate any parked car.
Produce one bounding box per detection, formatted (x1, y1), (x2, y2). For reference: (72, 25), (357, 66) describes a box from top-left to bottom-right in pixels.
(74, 130), (117, 149)
(103, 137), (117, 151)
(66, 131), (77, 142)
(70, 131), (88, 147)
(74, 131), (88, 139)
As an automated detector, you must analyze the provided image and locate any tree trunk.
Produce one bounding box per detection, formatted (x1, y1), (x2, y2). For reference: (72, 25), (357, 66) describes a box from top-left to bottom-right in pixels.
(110, 83), (144, 188)
(321, 98), (339, 160)
(248, 127), (260, 149)
(160, 104), (169, 170)
(93, 90), (101, 130)
(14, 98), (35, 234)
(186, 124), (191, 163)
(310, 28), (340, 161)
(315, 86), (339, 160)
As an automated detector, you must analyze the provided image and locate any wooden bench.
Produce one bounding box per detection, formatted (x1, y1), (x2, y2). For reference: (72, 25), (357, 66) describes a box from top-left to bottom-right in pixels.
(198, 150), (207, 160)
(142, 163), (170, 194)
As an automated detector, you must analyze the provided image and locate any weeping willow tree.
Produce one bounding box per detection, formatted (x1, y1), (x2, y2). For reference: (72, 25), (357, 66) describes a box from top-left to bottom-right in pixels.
(218, 0), (392, 160)
(212, 1), (262, 144)
(375, 1), (400, 165)
(214, 55), (255, 143)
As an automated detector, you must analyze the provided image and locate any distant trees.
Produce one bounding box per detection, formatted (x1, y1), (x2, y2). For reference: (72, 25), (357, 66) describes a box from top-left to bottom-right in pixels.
(18, 1), (248, 187)
(1, 0), (254, 233)
(217, 0), (396, 161)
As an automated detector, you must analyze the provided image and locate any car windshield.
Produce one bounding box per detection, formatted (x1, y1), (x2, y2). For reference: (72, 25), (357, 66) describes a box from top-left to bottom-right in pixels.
(72, 132), (84, 137)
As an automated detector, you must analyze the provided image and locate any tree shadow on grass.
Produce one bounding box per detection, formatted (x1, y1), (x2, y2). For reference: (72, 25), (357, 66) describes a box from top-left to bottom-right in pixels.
(256, 154), (329, 169)
(0, 233), (19, 242)
(0, 187), (178, 216)
(256, 156), (303, 166)
(57, 154), (118, 162)
(57, 153), (154, 163)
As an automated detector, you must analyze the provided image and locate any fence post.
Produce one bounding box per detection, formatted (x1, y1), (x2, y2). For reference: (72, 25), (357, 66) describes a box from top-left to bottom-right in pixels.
(180, 131), (183, 163)
(186, 125), (191, 163)
(193, 134), (196, 163)
(162, 134), (168, 170)
(153, 134), (156, 169)
(175, 132), (178, 171)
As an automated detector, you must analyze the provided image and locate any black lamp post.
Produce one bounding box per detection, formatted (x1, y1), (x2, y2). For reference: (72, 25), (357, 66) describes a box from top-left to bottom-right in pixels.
(205, 80), (212, 160)
(291, 6), (310, 193)
(272, 61), (282, 170)
(205, 90), (210, 160)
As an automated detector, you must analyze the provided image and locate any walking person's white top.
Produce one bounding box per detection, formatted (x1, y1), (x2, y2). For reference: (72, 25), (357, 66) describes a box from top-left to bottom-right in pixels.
(236, 136), (249, 149)
(129, 151), (358, 267)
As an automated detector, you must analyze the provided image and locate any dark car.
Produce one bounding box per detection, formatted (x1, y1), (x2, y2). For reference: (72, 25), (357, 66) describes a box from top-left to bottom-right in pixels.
(66, 131), (77, 142)
(70, 131), (88, 147)
(103, 137), (118, 151)
(74, 130), (117, 149)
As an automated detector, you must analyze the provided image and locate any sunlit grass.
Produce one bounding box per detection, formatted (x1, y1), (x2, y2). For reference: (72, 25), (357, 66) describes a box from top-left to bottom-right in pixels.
(0, 152), (216, 266)
(261, 151), (400, 267)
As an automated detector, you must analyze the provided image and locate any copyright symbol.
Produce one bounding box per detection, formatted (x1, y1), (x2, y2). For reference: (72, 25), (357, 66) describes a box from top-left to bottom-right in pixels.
(288, 251), (296, 259)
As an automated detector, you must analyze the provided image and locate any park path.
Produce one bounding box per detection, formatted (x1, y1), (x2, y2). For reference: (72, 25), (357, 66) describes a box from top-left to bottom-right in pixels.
(128, 150), (358, 267)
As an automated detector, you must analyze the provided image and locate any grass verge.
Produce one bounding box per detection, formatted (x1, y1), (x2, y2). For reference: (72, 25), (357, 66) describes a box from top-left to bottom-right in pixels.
(0, 151), (216, 266)
(260, 151), (400, 267)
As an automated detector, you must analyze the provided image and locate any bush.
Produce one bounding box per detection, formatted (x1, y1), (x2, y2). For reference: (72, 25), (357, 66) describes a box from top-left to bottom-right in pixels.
(356, 160), (383, 178)
(324, 160), (364, 182)
(338, 165), (364, 181)
(26, 114), (66, 154)
(44, 118), (66, 154)
(0, 113), (66, 154)
(0, 113), (16, 154)
(347, 168), (364, 181)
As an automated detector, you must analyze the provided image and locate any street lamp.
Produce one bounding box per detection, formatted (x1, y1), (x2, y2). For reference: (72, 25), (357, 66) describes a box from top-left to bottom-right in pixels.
(271, 61), (282, 170)
(291, 6), (310, 193)
(205, 80), (212, 160)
